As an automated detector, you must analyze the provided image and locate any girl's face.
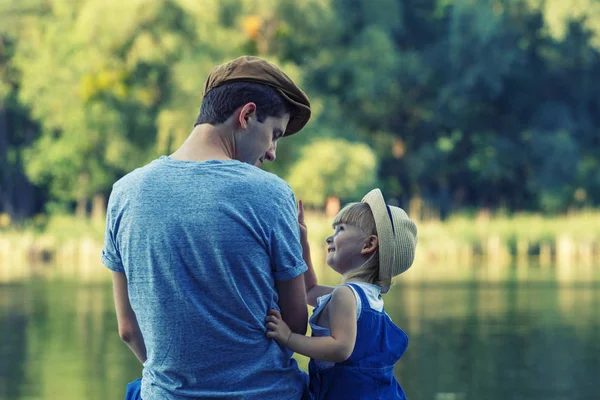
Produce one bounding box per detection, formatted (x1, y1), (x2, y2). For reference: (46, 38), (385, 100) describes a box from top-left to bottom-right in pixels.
(325, 223), (369, 274)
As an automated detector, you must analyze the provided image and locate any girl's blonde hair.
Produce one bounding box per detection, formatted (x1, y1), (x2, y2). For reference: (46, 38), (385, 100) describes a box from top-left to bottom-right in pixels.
(332, 202), (389, 287)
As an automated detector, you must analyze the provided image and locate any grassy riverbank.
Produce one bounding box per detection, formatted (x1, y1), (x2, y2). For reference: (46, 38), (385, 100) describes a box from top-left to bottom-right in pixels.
(306, 209), (600, 259)
(1, 211), (599, 282)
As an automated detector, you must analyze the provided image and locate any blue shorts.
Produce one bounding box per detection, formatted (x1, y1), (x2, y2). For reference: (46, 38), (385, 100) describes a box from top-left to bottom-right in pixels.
(125, 378), (142, 400)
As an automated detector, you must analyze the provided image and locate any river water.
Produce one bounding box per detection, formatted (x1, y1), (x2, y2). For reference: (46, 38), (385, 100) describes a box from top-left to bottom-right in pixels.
(1, 266), (598, 400)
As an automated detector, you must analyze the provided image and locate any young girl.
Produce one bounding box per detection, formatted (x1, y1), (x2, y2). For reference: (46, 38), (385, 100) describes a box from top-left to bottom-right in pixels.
(266, 189), (417, 399)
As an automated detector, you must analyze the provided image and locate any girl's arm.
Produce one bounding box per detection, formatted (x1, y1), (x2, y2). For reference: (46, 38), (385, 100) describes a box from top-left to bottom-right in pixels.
(267, 286), (357, 363)
(298, 200), (334, 307)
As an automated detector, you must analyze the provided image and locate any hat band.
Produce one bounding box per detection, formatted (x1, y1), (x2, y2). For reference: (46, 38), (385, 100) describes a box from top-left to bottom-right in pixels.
(386, 205), (395, 234)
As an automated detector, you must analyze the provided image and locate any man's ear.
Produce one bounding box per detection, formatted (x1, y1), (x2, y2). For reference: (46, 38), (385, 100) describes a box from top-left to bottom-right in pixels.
(360, 235), (379, 255)
(237, 102), (257, 130)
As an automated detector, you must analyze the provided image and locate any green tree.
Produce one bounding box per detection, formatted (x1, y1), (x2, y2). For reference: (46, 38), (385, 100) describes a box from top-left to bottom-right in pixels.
(3, 0), (600, 219)
(286, 138), (378, 207)
(2, 0), (297, 217)
(274, 0), (600, 213)
(0, 10), (42, 223)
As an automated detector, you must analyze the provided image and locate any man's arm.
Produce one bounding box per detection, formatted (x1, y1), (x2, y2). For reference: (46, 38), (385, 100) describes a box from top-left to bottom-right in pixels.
(112, 271), (147, 364)
(275, 274), (308, 335)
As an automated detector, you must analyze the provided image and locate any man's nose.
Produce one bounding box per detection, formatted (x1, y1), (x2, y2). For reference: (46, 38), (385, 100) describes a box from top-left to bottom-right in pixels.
(326, 236), (333, 244)
(265, 142), (277, 162)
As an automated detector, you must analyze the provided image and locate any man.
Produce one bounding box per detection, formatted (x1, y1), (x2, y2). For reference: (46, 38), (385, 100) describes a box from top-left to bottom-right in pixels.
(102, 56), (312, 399)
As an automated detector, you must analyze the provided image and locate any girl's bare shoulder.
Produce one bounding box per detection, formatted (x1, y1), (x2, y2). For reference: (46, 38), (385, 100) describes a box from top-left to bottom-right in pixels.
(329, 285), (357, 308)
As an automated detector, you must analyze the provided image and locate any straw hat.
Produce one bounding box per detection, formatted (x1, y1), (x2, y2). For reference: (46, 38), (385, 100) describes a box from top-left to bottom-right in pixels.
(361, 189), (418, 293)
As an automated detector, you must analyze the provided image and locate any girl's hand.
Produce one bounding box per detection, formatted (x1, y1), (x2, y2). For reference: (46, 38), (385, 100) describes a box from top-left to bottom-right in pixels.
(266, 309), (293, 347)
(298, 200), (308, 242)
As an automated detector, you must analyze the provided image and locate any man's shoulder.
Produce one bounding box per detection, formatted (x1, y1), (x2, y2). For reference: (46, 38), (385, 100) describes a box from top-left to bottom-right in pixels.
(247, 168), (293, 198)
(222, 167), (296, 215)
(109, 160), (161, 201)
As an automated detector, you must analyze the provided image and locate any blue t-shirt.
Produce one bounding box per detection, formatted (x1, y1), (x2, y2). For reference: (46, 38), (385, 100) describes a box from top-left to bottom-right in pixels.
(102, 156), (308, 399)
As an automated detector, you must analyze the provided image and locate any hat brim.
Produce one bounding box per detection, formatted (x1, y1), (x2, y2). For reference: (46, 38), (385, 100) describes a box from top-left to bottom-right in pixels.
(277, 89), (311, 136)
(361, 189), (395, 290)
(362, 189), (417, 294)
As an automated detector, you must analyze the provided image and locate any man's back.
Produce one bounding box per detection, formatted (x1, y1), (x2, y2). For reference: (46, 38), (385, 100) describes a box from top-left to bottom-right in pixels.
(102, 156), (307, 399)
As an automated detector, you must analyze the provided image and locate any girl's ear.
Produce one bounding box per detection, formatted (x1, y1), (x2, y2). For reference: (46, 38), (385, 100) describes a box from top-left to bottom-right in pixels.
(360, 235), (379, 255)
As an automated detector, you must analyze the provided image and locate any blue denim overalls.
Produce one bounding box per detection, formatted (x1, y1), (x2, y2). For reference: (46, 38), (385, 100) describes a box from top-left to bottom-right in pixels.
(308, 283), (408, 399)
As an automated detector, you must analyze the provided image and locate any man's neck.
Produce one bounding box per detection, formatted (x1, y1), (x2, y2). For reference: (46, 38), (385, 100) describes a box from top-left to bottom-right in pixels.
(170, 124), (235, 163)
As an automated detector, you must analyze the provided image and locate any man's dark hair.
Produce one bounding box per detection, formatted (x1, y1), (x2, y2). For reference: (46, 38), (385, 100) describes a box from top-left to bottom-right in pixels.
(194, 81), (291, 127)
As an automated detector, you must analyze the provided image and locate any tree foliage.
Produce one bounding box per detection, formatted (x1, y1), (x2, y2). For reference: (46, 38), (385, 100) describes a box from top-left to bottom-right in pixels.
(287, 138), (378, 207)
(270, 0), (600, 213)
(1, 0), (600, 220)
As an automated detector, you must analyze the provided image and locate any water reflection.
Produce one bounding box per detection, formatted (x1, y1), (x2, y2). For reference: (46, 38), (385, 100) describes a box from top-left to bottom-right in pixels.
(0, 267), (599, 400)
(0, 281), (141, 400)
(390, 281), (600, 400)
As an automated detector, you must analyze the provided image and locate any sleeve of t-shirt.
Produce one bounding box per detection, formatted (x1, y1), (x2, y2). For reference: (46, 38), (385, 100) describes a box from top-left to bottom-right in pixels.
(101, 189), (125, 273)
(269, 188), (308, 281)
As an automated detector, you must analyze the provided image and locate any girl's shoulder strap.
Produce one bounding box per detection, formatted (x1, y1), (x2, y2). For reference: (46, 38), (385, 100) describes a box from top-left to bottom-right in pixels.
(342, 282), (386, 314)
(342, 282), (368, 300)
(340, 282), (369, 317)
